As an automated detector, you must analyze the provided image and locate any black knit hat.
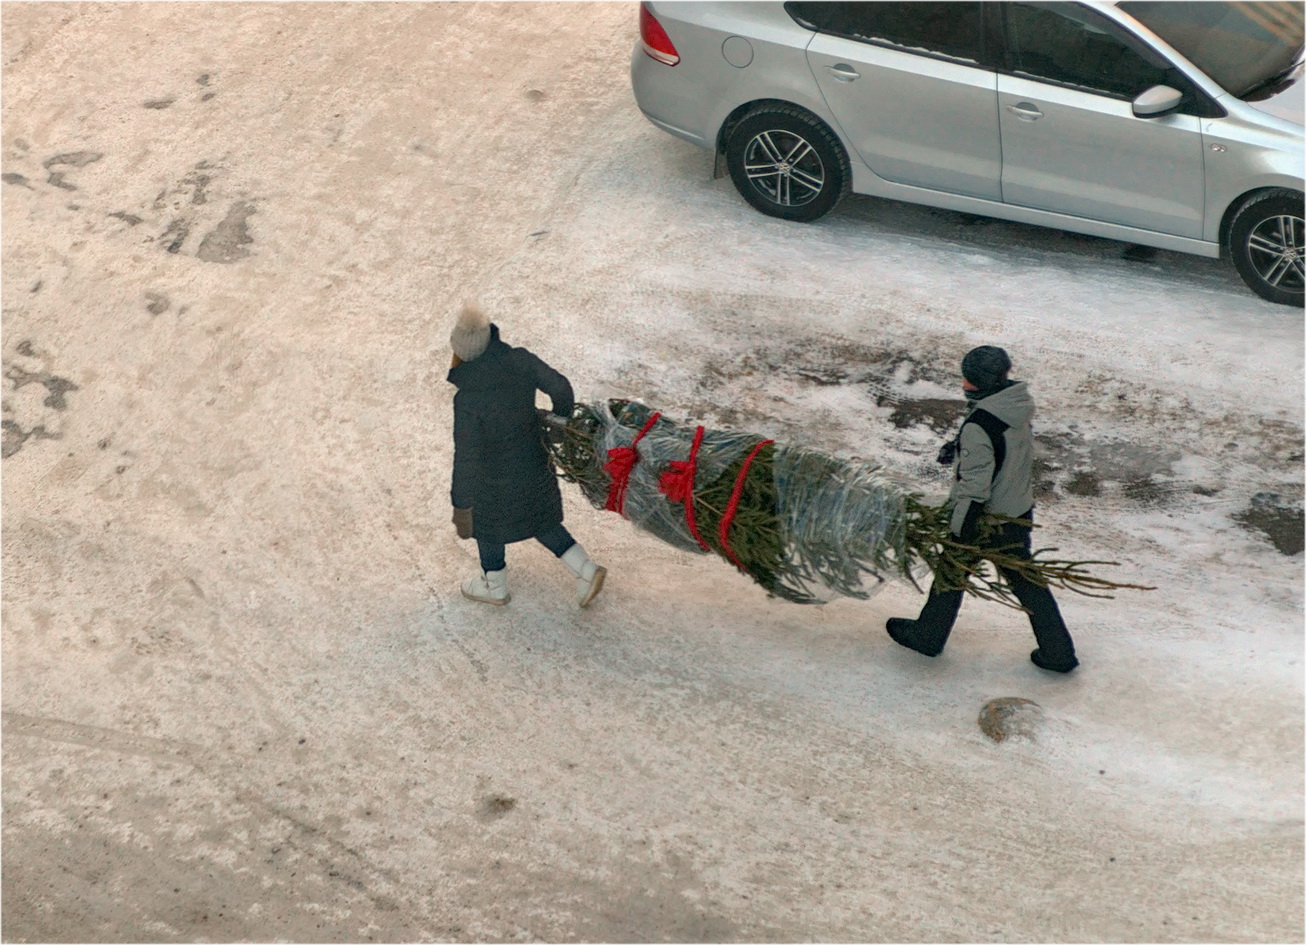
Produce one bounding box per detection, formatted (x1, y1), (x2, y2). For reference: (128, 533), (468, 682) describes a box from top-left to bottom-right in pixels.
(961, 345), (1012, 389)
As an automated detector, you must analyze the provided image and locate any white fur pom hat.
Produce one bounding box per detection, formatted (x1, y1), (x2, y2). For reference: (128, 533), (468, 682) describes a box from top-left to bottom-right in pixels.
(450, 303), (491, 362)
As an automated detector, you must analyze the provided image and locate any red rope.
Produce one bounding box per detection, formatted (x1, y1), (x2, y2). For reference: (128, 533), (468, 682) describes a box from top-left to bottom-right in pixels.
(657, 425), (711, 551)
(718, 439), (773, 573)
(603, 412), (661, 516)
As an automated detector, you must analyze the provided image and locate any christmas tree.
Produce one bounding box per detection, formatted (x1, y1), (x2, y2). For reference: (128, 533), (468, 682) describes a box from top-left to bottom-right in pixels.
(546, 400), (1149, 607)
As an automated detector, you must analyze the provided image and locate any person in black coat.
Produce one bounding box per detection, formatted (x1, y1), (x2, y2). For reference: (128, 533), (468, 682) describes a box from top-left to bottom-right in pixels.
(448, 304), (606, 607)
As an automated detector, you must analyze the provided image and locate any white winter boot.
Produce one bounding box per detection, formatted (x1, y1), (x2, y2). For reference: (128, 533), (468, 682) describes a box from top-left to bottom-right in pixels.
(462, 568), (510, 605)
(560, 544), (606, 608)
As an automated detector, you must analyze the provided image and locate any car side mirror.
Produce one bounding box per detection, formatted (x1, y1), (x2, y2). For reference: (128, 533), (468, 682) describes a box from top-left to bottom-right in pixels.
(1132, 85), (1183, 118)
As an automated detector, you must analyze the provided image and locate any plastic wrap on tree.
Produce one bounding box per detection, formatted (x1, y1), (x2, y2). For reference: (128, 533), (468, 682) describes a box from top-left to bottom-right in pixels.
(555, 399), (918, 603)
(772, 444), (914, 602)
(598, 400), (759, 556)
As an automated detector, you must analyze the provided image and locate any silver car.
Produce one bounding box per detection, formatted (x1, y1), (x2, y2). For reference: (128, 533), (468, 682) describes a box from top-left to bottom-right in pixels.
(632, 1), (1305, 305)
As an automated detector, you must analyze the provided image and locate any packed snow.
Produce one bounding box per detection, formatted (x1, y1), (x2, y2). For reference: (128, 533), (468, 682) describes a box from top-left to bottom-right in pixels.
(2, 3), (1301, 941)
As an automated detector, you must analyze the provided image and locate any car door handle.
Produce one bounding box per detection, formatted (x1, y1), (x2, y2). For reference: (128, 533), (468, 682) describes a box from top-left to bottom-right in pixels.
(1006, 102), (1043, 121)
(826, 63), (860, 82)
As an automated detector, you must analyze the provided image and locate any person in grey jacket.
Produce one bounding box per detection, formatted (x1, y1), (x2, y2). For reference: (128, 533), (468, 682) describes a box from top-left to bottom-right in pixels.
(448, 303), (606, 608)
(886, 346), (1079, 673)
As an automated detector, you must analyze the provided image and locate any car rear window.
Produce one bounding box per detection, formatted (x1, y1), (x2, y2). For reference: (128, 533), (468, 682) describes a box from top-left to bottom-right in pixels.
(785, 2), (985, 65)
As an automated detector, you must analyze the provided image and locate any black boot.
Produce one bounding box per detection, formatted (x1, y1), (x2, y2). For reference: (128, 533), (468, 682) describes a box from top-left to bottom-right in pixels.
(886, 618), (944, 658)
(1001, 565), (1078, 674)
(1031, 648), (1079, 673)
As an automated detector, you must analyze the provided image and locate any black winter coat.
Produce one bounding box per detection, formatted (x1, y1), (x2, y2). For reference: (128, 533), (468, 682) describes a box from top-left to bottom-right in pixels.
(448, 325), (575, 544)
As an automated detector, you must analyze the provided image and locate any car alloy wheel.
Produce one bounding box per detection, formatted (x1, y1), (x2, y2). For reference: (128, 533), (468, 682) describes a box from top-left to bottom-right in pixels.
(743, 129), (826, 209)
(1228, 189), (1306, 306)
(1245, 214), (1304, 294)
(725, 106), (848, 223)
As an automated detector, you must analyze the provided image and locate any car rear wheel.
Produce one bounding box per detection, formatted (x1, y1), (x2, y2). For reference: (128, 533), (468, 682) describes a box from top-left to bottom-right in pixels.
(725, 107), (847, 223)
(1228, 189), (1305, 307)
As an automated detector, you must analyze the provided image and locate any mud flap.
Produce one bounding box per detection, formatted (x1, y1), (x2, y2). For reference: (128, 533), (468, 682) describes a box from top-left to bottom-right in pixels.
(713, 148), (727, 180)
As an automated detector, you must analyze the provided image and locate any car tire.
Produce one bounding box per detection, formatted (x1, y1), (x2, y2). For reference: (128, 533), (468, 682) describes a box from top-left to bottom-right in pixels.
(725, 106), (848, 223)
(1227, 188), (1304, 307)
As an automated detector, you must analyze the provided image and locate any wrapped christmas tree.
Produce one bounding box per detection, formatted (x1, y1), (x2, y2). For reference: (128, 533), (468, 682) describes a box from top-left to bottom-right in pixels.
(546, 400), (1147, 607)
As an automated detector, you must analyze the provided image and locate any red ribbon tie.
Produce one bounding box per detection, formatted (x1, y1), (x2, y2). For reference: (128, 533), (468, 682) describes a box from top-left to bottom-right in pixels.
(719, 439), (773, 572)
(603, 412), (660, 516)
(658, 425), (711, 551)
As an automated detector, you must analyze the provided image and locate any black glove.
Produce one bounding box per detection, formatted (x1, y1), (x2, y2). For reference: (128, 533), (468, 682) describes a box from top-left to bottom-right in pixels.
(452, 507), (473, 540)
(538, 407), (564, 445)
(936, 439), (958, 466)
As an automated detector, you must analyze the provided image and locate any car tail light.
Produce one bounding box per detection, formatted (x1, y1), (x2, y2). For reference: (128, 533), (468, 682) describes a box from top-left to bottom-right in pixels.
(640, 3), (680, 66)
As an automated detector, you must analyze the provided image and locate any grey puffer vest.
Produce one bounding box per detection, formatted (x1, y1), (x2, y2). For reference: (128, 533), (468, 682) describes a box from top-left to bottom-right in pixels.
(948, 381), (1036, 535)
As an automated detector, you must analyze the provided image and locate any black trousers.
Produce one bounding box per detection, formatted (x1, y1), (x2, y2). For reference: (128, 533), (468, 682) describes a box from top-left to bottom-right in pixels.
(476, 524), (575, 573)
(916, 510), (1076, 661)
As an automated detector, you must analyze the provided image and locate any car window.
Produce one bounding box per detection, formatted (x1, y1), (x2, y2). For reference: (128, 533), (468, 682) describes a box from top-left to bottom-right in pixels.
(1004, 2), (1177, 99)
(785, 2), (985, 65)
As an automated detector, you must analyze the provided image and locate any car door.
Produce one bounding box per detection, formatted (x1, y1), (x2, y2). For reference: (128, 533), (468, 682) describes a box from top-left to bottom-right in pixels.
(792, 2), (1003, 201)
(996, 1), (1208, 238)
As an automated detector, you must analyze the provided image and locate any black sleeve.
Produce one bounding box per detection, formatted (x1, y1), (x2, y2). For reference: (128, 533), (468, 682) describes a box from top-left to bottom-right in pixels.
(450, 396), (480, 509)
(530, 353), (574, 417)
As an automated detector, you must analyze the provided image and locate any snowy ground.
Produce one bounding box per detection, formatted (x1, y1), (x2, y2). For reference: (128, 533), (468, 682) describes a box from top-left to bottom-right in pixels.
(2, 3), (1302, 942)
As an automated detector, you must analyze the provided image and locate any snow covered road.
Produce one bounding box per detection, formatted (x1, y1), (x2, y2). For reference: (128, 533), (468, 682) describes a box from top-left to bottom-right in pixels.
(3, 3), (1301, 941)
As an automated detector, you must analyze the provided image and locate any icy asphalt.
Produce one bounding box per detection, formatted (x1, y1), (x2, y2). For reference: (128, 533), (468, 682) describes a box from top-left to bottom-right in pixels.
(2, 3), (1302, 942)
